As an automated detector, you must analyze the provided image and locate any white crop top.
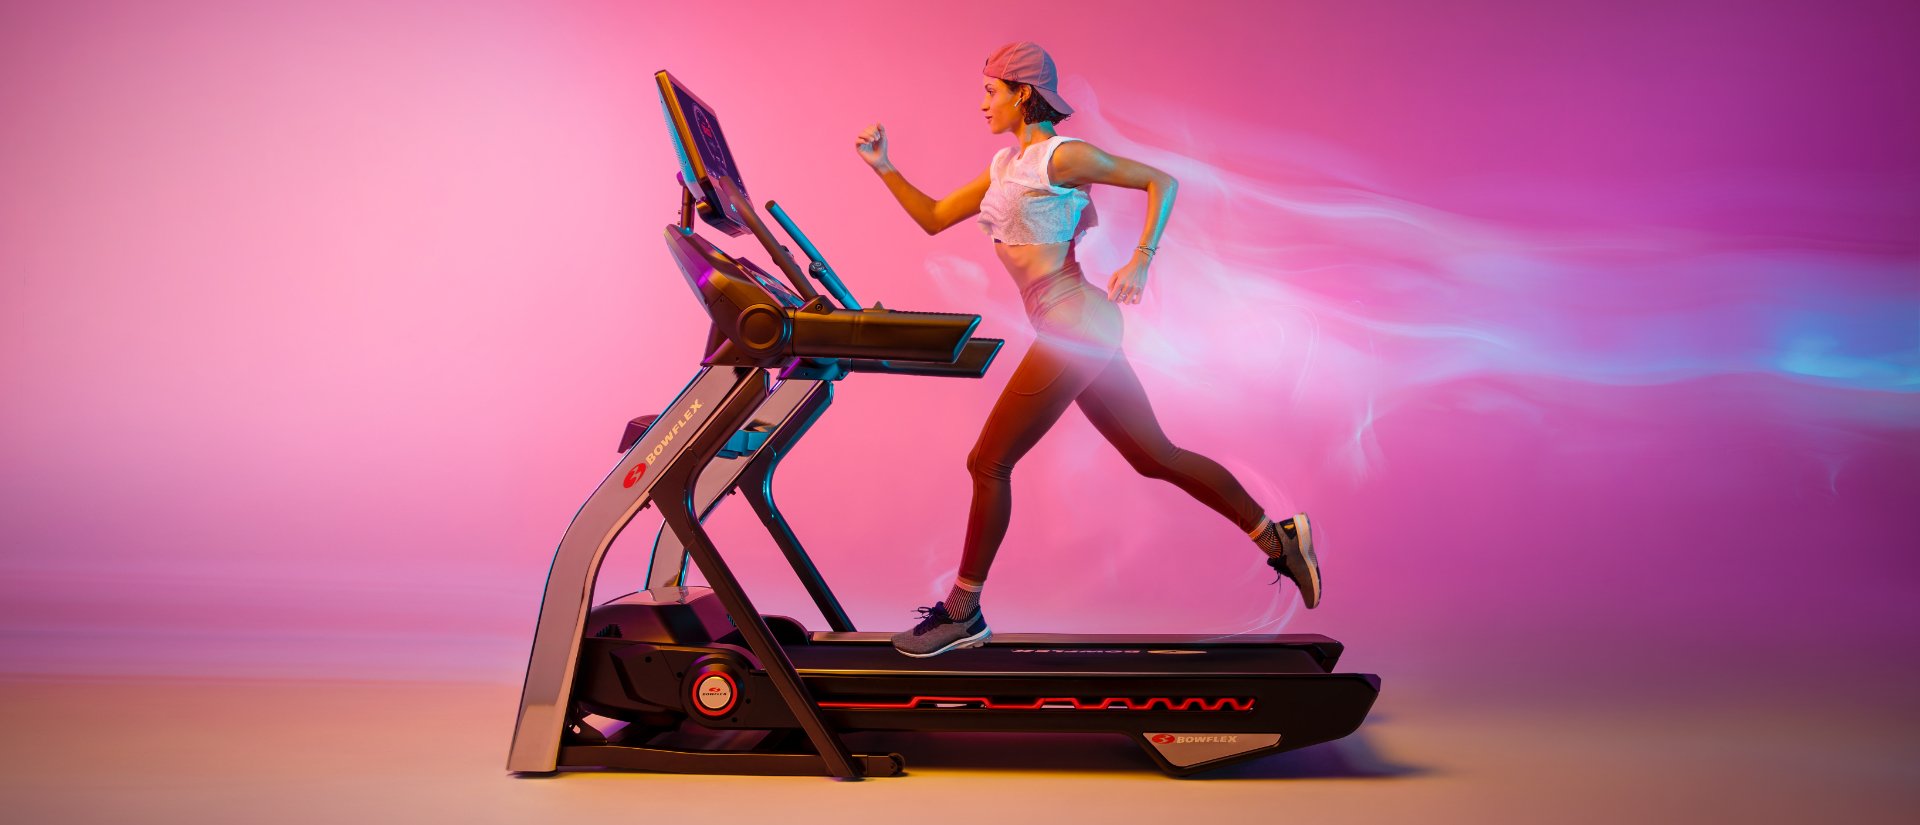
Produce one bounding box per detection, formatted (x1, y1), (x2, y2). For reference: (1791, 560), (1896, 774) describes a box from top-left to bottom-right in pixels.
(977, 135), (1099, 245)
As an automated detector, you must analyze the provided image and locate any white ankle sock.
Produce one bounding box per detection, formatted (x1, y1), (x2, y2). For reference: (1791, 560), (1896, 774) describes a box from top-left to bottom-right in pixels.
(1252, 517), (1290, 558)
(946, 578), (982, 619)
(1247, 515), (1272, 540)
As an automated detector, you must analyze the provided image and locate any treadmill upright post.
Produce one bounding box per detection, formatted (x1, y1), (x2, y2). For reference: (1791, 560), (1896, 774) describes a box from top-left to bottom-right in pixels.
(651, 371), (864, 780)
(506, 365), (760, 773)
(734, 381), (855, 633)
(639, 378), (853, 633)
(642, 378), (828, 593)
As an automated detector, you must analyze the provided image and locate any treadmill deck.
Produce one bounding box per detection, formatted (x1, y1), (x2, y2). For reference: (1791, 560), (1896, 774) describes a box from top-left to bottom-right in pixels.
(786, 633), (1338, 676)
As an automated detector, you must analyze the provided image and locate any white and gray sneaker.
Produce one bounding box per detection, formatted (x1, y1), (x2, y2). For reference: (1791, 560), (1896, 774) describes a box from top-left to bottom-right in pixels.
(891, 601), (991, 658)
(1264, 513), (1321, 608)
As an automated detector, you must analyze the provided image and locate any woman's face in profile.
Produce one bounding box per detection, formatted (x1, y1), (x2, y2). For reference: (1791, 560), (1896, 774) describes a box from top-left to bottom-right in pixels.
(981, 76), (1022, 135)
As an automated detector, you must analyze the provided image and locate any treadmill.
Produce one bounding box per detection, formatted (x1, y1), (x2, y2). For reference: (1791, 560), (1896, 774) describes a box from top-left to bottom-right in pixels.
(506, 70), (1379, 779)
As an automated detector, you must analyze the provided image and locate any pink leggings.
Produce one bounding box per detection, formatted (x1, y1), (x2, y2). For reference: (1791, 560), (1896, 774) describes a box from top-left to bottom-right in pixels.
(958, 260), (1265, 583)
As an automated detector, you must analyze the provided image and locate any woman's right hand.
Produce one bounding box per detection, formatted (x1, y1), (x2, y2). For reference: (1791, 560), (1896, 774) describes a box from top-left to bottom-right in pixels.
(854, 122), (889, 169)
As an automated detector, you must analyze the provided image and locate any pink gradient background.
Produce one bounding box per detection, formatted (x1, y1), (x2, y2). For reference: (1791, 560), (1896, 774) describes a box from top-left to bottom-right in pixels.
(2, 0), (1917, 753)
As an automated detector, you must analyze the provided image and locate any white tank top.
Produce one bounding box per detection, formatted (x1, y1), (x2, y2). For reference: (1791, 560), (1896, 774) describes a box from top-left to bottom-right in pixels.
(977, 135), (1099, 245)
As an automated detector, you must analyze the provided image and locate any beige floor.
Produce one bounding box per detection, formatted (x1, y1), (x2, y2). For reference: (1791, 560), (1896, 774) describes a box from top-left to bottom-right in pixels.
(0, 678), (1912, 825)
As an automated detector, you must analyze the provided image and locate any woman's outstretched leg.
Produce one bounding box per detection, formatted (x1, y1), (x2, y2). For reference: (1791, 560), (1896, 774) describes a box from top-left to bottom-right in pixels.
(1073, 352), (1263, 529)
(1074, 352), (1323, 606)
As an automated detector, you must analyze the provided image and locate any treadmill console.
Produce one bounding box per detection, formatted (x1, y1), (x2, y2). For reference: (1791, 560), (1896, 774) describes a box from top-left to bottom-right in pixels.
(657, 70), (752, 237)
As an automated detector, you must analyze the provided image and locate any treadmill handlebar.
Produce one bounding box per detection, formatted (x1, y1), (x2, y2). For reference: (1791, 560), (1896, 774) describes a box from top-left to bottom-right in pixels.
(846, 337), (1003, 378)
(788, 306), (979, 363)
(669, 227), (984, 368)
(714, 176), (821, 304)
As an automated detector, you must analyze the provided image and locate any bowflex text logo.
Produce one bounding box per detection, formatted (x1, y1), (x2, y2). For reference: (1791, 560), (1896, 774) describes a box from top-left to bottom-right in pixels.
(623, 400), (704, 488)
(1150, 734), (1239, 744)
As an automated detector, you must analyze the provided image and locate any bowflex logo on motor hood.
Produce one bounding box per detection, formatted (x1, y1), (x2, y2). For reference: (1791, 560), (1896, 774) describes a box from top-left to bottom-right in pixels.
(623, 400), (704, 488)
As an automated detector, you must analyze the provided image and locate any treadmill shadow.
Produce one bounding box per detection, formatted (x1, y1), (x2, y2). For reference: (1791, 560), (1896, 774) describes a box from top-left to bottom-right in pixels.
(838, 730), (1422, 780)
(1185, 731), (1424, 780)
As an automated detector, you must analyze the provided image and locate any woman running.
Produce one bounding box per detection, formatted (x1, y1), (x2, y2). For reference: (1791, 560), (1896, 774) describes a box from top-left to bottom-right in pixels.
(856, 42), (1321, 657)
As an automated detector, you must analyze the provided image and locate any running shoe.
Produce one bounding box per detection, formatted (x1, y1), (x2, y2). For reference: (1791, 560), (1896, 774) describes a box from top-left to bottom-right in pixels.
(890, 601), (991, 657)
(1265, 513), (1322, 608)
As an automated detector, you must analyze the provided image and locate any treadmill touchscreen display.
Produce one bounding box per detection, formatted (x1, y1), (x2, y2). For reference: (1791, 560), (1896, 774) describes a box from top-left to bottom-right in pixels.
(671, 83), (747, 203)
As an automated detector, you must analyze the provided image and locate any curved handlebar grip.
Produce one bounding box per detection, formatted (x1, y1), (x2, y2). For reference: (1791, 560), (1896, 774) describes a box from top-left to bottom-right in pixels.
(787, 308), (979, 362)
(846, 338), (1004, 378)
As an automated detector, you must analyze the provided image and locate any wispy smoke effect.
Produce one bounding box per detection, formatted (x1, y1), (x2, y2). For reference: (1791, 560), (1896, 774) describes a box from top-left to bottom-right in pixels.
(928, 77), (1919, 483)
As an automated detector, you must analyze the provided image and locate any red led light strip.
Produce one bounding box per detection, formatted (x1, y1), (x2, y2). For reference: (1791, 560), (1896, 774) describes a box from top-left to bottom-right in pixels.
(817, 696), (1254, 711)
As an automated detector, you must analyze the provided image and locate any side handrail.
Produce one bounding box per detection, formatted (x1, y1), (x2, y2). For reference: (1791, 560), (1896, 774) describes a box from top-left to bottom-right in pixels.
(766, 201), (860, 311)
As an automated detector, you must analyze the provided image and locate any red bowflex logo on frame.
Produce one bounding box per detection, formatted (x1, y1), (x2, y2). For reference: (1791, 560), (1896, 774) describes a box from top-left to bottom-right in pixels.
(622, 400), (705, 488)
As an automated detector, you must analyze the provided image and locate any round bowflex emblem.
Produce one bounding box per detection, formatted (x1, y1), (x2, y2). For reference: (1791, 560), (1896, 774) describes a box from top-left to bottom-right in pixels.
(693, 673), (736, 716)
(1150, 734), (1177, 744)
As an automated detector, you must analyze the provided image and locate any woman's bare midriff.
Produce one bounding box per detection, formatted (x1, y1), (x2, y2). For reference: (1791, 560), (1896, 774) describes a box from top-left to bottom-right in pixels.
(993, 238), (1076, 292)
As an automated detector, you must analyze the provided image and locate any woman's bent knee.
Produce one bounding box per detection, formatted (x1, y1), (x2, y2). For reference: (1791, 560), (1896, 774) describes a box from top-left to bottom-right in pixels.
(967, 447), (1014, 482)
(1122, 444), (1186, 481)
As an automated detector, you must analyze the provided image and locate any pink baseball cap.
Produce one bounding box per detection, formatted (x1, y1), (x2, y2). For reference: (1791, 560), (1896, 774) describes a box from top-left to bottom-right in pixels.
(983, 41), (1073, 116)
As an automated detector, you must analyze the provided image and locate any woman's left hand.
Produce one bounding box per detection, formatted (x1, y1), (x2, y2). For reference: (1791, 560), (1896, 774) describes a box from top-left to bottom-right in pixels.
(1107, 258), (1150, 305)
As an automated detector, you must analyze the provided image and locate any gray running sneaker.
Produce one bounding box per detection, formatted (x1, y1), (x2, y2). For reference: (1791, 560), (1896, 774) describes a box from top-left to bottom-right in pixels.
(1265, 513), (1321, 608)
(891, 601), (991, 658)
